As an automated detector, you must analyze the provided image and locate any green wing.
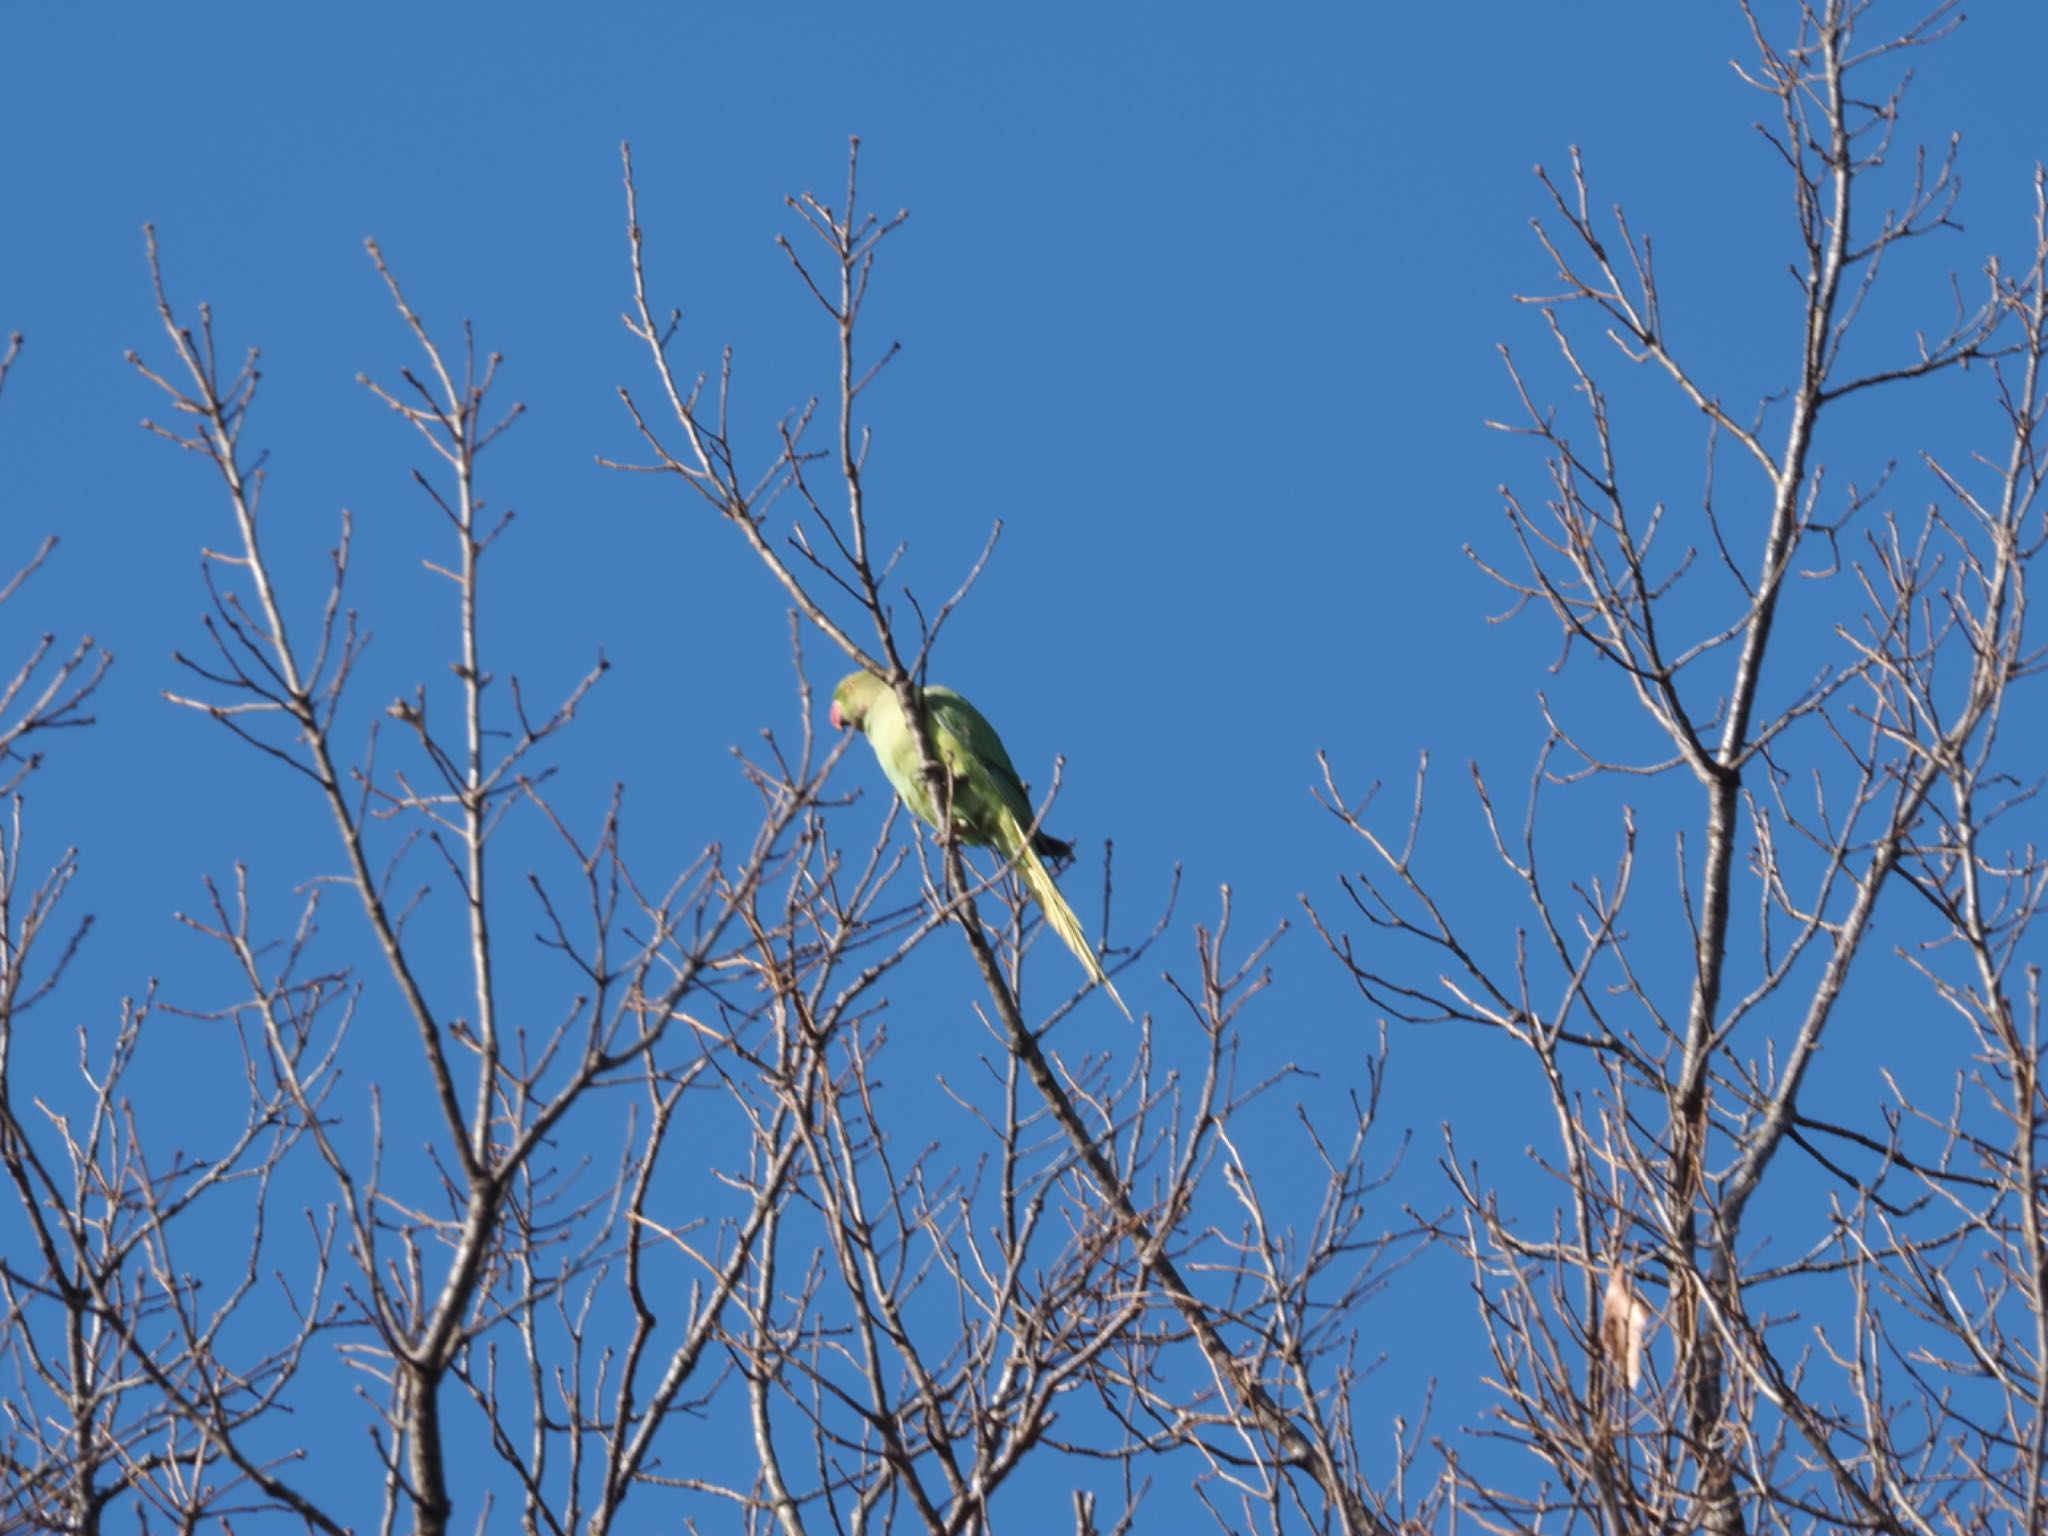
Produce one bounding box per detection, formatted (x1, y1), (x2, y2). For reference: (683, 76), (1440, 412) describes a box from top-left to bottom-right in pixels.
(922, 687), (1036, 828)
(923, 690), (1128, 1018)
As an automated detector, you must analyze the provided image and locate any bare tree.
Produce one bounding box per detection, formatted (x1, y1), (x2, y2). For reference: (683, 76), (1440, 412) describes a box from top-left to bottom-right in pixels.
(0, 131), (1418, 1536)
(588, 139), (1430, 1536)
(1309, 2), (2048, 1531)
(0, 338), (247, 1535)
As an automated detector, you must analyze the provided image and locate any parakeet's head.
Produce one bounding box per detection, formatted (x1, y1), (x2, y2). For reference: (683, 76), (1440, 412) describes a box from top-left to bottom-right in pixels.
(829, 671), (886, 732)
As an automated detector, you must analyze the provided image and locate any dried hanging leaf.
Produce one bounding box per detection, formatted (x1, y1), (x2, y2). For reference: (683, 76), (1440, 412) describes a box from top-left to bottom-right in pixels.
(1601, 1265), (1656, 1390)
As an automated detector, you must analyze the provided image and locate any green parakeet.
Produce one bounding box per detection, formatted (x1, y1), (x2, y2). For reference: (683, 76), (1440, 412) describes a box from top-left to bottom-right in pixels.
(830, 671), (1130, 1019)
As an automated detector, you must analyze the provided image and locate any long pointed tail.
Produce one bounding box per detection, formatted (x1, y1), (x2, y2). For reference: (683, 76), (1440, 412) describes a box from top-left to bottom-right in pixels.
(1010, 832), (1132, 1020)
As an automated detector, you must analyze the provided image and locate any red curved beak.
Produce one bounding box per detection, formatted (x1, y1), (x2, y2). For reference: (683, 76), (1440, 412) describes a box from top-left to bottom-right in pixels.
(829, 701), (845, 730)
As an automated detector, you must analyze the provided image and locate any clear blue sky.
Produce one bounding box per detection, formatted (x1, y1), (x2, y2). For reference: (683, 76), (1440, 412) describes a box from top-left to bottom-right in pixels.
(3, 2), (2045, 1525)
